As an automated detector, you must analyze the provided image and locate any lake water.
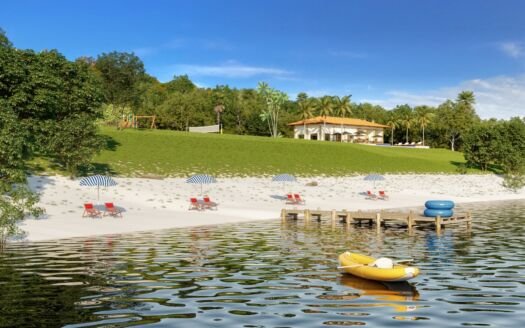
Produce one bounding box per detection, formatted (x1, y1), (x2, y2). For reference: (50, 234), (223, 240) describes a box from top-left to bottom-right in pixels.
(1, 201), (524, 327)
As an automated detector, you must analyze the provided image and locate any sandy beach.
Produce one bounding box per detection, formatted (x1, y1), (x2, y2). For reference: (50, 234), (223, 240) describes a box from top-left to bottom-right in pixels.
(17, 174), (525, 242)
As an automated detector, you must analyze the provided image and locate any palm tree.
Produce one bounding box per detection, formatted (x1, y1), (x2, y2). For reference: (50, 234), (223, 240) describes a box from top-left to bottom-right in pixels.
(334, 95), (352, 118)
(385, 116), (399, 145)
(318, 96), (333, 140)
(297, 98), (316, 138)
(400, 112), (414, 143)
(415, 107), (434, 146)
(257, 81), (270, 97)
(456, 90), (475, 108)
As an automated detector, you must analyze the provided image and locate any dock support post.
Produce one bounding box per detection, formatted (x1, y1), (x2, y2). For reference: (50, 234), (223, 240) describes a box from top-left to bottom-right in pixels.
(466, 211), (472, 229)
(408, 210), (414, 235)
(281, 209), (286, 223)
(304, 209), (310, 226)
(435, 215), (442, 235)
(345, 211), (351, 230)
(375, 212), (381, 234)
(331, 210), (336, 229)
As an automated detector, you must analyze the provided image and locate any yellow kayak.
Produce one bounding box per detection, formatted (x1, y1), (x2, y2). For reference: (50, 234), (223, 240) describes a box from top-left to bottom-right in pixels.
(338, 252), (420, 282)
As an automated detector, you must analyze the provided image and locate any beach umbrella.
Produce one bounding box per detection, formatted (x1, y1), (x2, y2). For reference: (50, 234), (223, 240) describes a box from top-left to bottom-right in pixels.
(364, 173), (385, 189)
(272, 174), (297, 183)
(272, 174), (297, 191)
(186, 174), (217, 195)
(80, 175), (117, 201)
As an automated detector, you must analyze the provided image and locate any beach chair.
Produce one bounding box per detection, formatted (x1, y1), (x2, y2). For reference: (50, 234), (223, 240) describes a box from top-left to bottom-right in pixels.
(189, 198), (202, 210)
(378, 190), (389, 200)
(294, 193), (306, 204)
(286, 194), (296, 204)
(202, 196), (218, 210)
(104, 202), (123, 217)
(366, 191), (378, 200)
(83, 203), (101, 218)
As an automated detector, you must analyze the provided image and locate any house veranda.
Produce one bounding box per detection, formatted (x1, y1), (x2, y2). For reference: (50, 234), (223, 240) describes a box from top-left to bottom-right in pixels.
(288, 116), (388, 144)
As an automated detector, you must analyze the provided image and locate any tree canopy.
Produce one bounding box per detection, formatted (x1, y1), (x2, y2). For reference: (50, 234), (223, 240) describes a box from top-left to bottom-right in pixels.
(0, 31), (104, 242)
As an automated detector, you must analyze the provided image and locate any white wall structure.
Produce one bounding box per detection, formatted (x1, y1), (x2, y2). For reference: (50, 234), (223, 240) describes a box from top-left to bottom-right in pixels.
(288, 116), (388, 144)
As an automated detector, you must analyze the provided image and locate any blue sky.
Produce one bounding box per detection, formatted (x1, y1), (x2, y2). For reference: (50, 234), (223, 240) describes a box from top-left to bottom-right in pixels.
(2, 0), (525, 118)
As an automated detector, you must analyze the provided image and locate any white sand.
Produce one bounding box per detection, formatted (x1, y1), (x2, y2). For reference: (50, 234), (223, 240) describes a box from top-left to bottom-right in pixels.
(17, 174), (525, 242)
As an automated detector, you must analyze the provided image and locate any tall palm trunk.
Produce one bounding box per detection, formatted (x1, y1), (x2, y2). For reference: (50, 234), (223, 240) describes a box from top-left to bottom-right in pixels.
(406, 127), (409, 143)
(422, 125), (425, 146)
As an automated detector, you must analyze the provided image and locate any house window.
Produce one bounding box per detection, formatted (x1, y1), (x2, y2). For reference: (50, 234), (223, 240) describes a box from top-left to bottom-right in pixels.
(311, 134), (318, 140)
(298, 134), (304, 139)
(324, 134), (331, 141)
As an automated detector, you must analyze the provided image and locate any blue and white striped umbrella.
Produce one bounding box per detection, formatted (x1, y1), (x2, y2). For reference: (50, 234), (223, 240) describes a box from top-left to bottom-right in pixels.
(272, 174), (297, 192)
(272, 174), (297, 182)
(79, 175), (117, 200)
(364, 173), (385, 188)
(186, 174), (217, 195)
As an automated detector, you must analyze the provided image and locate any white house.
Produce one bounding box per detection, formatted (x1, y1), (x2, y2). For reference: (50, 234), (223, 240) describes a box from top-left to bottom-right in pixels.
(288, 116), (388, 144)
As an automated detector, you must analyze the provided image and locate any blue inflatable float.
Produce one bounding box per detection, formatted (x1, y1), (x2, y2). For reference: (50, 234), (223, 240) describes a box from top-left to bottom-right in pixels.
(425, 200), (455, 210)
(424, 200), (454, 217)
(424, 208), (453, 218)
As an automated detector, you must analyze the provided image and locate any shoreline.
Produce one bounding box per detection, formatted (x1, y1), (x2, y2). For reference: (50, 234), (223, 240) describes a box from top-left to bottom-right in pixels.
(14, 174), (525, 242)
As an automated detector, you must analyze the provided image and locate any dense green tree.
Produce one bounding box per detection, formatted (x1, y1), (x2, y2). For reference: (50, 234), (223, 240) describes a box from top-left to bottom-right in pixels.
(0, 28), (11, 48)
(463, 121), (500, 171)
(496, 117), (525, 173)
(166, 75), (196, 93)
(435, 92), (479, 151)
(0, 32), (104, 242)
(463, 117), (525, 189)
(42, 114), (105, 177)
(94, 51), (145, 109)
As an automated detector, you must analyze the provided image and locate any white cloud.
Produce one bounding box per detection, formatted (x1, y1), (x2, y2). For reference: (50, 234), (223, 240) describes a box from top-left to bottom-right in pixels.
(173, 62), (292, 78)
(499, 42), (524, 58)
(362, 75), (525, 119)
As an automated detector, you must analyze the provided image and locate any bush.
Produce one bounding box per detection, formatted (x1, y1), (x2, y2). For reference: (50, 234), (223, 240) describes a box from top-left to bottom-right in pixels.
(502, 172), (525, 192)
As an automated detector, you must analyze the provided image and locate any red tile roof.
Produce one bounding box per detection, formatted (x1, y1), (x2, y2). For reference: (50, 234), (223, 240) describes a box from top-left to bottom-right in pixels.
(288, 116), (389, 128)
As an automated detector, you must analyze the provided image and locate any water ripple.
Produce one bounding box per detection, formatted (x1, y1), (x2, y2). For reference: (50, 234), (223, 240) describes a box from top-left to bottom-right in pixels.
(0, 200), (524, 327)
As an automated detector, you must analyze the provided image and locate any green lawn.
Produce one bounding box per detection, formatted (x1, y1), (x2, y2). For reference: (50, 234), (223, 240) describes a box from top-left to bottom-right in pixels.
(86, 127), (472, 177)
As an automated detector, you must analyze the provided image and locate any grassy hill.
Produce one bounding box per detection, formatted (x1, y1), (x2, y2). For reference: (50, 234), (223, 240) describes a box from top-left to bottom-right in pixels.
(84, 127), (471, 177)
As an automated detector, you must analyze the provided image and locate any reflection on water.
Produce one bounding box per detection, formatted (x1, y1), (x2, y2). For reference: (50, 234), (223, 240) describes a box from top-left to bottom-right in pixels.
(0, 200), (524, 327)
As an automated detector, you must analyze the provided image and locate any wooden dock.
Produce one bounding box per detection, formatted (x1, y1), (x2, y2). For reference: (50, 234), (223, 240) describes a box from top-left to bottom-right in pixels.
(281, 208), (472, 234)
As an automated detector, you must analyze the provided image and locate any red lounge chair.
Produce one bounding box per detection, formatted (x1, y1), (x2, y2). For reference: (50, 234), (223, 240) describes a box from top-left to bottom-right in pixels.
(189, 198), (202, 210)
(83, 203), (101, 218)
(378, 190), (389, 200)
(203, 196), (218, 210)
(286, 194), (296, 204)
(104, 202), (123, 217)
(366, 191), (378, 200)
(294, 194), (305, 204)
